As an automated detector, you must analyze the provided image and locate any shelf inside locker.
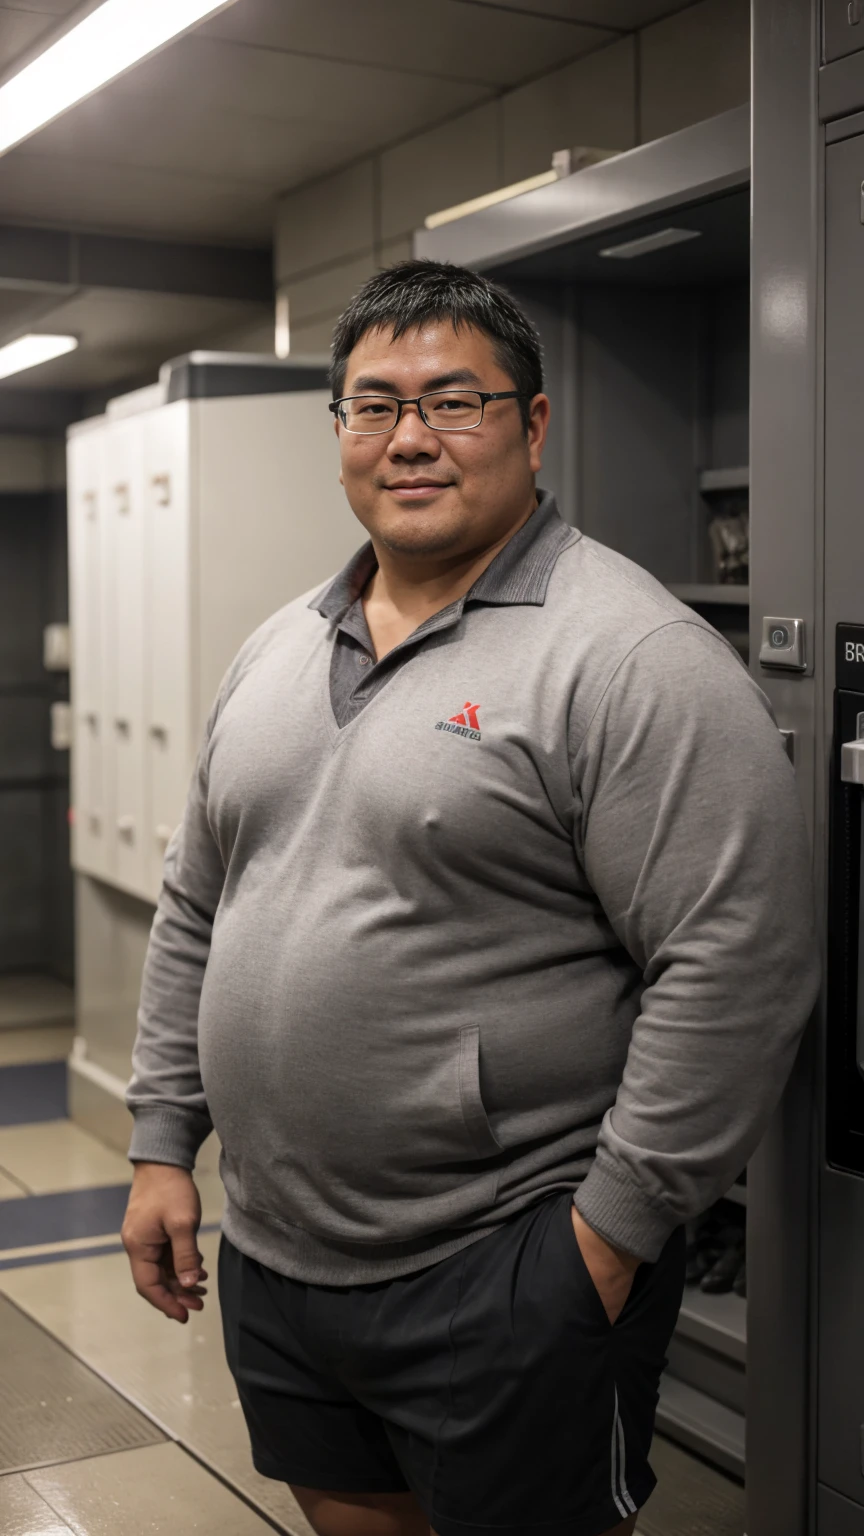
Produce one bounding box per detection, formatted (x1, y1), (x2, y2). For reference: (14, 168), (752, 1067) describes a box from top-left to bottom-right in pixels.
(721, 1182), (747, 1207)
(676, 1288), (747, 1365)
(666, 584), (750, 606)
(656, 1375), (745, 1479)
(698, 466), (750, 493)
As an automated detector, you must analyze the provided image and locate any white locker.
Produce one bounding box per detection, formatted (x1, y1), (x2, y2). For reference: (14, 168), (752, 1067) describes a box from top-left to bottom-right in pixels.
(143, 402), (192, 896)
(103, 415), (147, 896)
(67, 354), (361, 906)
(68, 422), (108, 880)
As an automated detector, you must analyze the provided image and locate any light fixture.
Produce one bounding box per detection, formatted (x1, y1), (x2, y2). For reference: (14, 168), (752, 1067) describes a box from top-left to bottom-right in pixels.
(274, 291), (290, 359)
(0, 334), (77, 380)
(424, 170), (560, 230)
(0, 0), (237, 159)
(599, 228), (701, 260)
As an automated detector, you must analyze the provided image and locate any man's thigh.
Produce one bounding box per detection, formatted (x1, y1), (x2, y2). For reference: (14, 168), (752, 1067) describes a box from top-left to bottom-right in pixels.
(288, 1488), (637, 1536)
(375, 1192), (683, 1536)
(219, 1200), (684, 1536)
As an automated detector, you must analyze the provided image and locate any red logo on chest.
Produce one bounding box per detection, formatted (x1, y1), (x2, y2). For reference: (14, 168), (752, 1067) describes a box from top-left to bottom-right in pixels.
(435, 702), (482, 742)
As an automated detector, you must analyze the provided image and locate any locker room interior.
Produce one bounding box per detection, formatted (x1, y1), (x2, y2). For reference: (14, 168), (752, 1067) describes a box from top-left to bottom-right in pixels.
(0, 0), (856, 1532)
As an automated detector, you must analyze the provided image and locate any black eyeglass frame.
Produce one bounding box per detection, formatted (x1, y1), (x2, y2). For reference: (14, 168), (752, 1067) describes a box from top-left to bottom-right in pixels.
(328, 389), (525, 434)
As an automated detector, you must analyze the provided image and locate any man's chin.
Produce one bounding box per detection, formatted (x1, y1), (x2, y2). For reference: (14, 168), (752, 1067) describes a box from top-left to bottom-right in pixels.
(374, 509), (465, 558)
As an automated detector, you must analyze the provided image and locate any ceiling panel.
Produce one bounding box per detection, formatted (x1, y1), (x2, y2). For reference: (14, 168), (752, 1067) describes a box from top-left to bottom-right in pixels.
(461, 0), (694, 25)
(0, 151), (276, 241)
(0, 1), (82, 12)
(10, 37), (492, 219)
(0, 289), (271, 392)
(200, 0), (617, 86)
(0, 8), (55, 71)
(0, 287), (62, 334)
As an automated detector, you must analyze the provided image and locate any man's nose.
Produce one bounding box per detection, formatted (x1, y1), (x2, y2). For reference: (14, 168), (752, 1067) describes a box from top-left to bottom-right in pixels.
(386, 403), (441, 458)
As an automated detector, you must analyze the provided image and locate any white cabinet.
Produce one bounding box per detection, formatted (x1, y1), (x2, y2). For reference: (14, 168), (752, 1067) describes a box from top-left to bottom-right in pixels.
(68, 364), (360, 905)
(104, 415), (147, 896)
(68, 424), (108, 880)
(143, 402), (192, 896)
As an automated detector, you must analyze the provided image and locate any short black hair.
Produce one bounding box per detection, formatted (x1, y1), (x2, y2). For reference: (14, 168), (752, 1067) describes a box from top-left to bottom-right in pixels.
(329, 258), (543, 431)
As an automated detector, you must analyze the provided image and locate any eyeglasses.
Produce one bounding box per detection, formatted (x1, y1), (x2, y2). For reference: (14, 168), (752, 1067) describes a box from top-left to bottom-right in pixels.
(329, 389), (524, 435)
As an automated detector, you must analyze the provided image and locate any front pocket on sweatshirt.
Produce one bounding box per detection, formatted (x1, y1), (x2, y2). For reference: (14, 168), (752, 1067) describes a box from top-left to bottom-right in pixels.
(458, 1025), (502, 1157)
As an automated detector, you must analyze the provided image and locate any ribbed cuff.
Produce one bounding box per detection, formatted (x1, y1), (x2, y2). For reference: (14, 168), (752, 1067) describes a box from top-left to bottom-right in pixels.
(573, 1157), (680, 1264)
(128, 1105), (212, 1170)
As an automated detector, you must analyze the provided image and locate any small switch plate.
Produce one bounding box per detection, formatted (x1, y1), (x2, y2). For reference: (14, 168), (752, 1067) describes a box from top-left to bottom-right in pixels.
(759, 616), (806, 671)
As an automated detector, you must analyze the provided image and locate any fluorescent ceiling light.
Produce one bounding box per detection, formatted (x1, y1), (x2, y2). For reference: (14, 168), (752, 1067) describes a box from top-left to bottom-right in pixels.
(425, 169), (560, 230)
(599, 228), (701, 260)
(0, 334), (77, 380)
(0, 0), (236, 158)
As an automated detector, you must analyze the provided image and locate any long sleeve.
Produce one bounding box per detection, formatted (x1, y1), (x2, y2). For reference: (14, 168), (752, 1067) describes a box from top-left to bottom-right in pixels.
(126, 722), (226, 1169)
(572, 620), (820, 1261)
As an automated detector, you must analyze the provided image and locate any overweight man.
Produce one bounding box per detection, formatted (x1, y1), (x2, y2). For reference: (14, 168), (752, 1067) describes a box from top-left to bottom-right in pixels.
(122, 259), (819, 1536)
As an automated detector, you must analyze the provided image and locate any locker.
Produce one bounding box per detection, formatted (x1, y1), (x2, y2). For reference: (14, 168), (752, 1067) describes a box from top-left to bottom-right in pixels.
(67, 354), (361, 907)
(102, 415), (147, 896)
(67, 423), (108, 881)
(142, 402), (191, 898)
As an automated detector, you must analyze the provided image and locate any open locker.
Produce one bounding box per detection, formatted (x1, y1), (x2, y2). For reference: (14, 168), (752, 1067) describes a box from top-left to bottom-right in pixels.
(417, 104), (752, 1478)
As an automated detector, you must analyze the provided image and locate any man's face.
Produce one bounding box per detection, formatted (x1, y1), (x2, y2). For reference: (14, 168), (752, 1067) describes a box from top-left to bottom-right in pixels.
(335, 320), (549, 560)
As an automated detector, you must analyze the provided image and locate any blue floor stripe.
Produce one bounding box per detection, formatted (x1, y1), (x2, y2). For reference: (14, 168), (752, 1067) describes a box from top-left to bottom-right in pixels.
(0, 1182), (132, 1249)
(0, 1220), (223, 1272)
(0, 1060), (67, 1125)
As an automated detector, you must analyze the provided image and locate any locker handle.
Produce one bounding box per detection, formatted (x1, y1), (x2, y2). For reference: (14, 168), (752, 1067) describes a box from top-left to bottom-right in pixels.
(148, 723), (169, 742)
(842, 738), (864, 785)
(83, 491), (97, 521)
(155, 824), (174, 845)
(116, 815), (135, 840)
(82, 710), (98, 728)
(114, 482), (130, 514)
(114, 716), (130, 735)
(88, 812), (101, 833)
(151, 473), (171, 506)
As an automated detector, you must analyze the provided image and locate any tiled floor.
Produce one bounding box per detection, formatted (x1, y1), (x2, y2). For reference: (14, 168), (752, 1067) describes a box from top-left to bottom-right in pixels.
(0, 999), (744, 1535)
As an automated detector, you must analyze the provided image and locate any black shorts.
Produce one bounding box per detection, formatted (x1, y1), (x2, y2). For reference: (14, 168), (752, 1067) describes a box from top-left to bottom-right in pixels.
(219, 1190), (685, 1536)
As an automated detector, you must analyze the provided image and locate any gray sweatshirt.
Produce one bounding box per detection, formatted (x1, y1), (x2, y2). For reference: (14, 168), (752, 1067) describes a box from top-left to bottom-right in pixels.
(127, 497), (819, 1284)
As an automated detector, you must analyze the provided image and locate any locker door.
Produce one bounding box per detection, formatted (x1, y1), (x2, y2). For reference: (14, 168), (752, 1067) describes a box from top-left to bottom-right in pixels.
(820, 130), (864, 1521)
(103, 415), (147, 897)
(143, 402), (191, 900)
(67, 427), (109, 878)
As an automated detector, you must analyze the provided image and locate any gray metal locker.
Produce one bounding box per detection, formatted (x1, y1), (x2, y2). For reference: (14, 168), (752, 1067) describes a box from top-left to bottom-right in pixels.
(417, 103), (754, 1484)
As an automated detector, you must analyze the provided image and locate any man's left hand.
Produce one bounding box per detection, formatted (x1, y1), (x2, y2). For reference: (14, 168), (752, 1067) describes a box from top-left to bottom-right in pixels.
(570, 1205), (641, 1326)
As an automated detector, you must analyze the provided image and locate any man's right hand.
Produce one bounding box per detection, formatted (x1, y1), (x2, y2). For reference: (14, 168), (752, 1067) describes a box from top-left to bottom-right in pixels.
(121, 1162), (207, 1324)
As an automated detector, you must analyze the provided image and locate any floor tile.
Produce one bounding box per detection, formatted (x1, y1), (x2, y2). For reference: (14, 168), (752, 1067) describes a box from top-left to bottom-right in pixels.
(0, 1026), (74, 1067)
(0, 1119), (131, 1194)
(27, 1443), (285, 1535)
(0, 1167), (25, 1199)
(1, 1234), (313, 1535)
(0, 1293), (164, 1476)
(0, 1473), (74, 1535)
(0, 975), (74, 1031)
(0, 1185), (134, 1252)
(636, 1434), (744, 1535)
(0, 1063), (67, 1126)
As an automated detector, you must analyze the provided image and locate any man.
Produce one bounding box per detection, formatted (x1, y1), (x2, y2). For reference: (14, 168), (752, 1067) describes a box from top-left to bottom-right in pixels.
(122, 260), (819, 1536)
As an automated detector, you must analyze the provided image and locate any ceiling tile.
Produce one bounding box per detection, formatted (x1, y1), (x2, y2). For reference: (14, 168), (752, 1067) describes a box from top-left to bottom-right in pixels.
(0, 8), (55, 72)
(458, 0), (694, 26)
(200, 0), (617, 87)
(11, 36), (491, 208)
(0, 1), (82, 14)
(0, 289), (271, 392)
(0, 151), (276, 241)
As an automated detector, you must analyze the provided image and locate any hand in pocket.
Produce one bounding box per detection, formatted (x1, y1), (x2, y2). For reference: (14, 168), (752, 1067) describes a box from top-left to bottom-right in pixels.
(570, 1203), (640, 1326)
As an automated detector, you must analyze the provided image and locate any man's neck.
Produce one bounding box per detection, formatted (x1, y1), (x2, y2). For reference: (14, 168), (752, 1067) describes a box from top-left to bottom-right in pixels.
(362, 498), (536, 659)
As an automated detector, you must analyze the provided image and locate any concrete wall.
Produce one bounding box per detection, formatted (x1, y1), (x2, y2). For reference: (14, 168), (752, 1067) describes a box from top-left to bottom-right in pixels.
(274, 0), (751, 359)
